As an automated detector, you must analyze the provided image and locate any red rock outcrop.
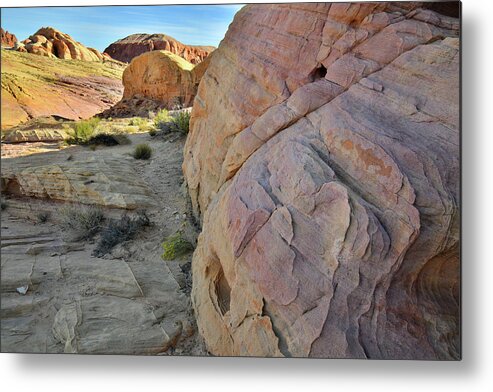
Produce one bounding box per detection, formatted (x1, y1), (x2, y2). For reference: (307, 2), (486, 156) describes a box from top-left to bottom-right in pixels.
(184, 2), (460, 359)
(104, 33), (214, 64)
(1, 28), (17, 47)
(16, 27), (106, 61)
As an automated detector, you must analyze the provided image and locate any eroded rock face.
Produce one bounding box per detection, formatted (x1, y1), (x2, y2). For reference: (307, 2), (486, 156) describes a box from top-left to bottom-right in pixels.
(104, 33), (214, 64)
(1, 28), (17, 47)
(17, 27), (105, 61)
(184, 3), (460, 359)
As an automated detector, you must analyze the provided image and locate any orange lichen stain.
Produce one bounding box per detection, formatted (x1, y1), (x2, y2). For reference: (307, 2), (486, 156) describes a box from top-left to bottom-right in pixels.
(355, 144), (392, 177)
(340, 138), (392, 177)
(342, 139), (354, 150)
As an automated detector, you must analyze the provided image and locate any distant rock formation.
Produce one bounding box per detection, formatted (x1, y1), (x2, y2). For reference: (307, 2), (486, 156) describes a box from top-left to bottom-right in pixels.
(1, 28), (17, 47)
(101, 50), (212, 117)
(184, 2), (460, 359)
(16, 27), (106, 61)
(104, 33), (214, 64)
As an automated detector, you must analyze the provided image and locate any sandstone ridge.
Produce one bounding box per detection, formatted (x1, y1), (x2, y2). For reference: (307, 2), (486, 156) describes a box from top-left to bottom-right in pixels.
(184, 2), (460, 359)
(104, 33), (214, 64)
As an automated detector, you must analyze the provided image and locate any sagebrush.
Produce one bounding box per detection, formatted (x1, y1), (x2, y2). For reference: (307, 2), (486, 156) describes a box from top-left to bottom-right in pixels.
(59, 205), (105, 241)
(93, 211), (150, 256)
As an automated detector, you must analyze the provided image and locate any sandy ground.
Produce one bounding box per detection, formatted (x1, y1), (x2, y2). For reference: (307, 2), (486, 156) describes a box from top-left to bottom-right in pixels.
(0, 130), (207, 355)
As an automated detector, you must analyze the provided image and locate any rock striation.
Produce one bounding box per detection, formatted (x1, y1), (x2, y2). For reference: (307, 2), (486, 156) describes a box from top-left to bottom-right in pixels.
(16, 27), (106, 61)
(1, 28), (17, 47)
(104, 33), (214, 64)
(184, 2), (460, 359)
(1, 151), (154, 209)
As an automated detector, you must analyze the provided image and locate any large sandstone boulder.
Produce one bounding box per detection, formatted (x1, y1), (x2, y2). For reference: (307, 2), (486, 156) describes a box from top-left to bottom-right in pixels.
(104, 33), (214, 64)
(103, 50), (212, 117)
(184, 2), (460, 359)
(17, 27), (105, 61)
(1, 28), (17, 47)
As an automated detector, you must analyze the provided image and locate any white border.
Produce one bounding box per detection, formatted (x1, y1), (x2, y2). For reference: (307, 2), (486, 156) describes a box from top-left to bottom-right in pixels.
(1, 1), (492, 391)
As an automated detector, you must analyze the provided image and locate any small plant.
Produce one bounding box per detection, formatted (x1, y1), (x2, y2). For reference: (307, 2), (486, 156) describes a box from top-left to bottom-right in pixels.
(149, 129), (157, 137)
(153, 108), (171, 131)
(161, 232), (194, 260)
(93, 211), (150, 257)
(128, 117), (147, 127)
(1, 200), (7, 210)
(86, 133), (131, 146)
(170, 111), (191, 134)
(132, 143), (152, 160)
(59, 205), (105, 241)
(138, 123), (150, 132)
(37, 211), (50, 223)
(69, 117), (101, 144)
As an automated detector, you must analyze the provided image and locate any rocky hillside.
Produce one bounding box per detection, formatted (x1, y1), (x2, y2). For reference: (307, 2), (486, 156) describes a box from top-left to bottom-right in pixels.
(184, 2), (460, 359)
(102, 50), (212, 117)
(104, 33), (214, 64)
(16, 27), (107, 61)
(1, 28), (17, 47)
(1, 50), (124, 129)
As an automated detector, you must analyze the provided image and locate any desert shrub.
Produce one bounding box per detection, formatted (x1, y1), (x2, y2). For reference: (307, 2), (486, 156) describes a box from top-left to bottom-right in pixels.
(149, 129), (157, 137)
(128, 117), (147, 127)
(93, 211), (150, 257)
(69, 117), (101, 144)
(161, 232), (194, 260)
(133, 143), (152, 160)
(37, 211), (50, 223)
(59, 205), (105, 241)
(170, 111), (191, 134)
(86, 133), (131, 146)
(153, 109), (171, 130)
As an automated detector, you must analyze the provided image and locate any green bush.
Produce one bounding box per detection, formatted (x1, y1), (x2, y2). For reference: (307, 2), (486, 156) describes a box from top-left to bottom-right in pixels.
(69, 117), (101, 144)
(153, 109), (171, 131)
(133, 143), (152, 160)
(86, 133), (131, 146)
(93, 211), (150, 257)
(59, 205), (105, 241)
(128, 117), (147, 127)
(170, 111), (191, 134)
(161, 232), (194, 260)
(149, 129), (157, 137)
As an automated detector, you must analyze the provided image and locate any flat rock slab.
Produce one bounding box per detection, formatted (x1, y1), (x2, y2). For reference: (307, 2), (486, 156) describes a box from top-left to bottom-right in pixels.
(0, 214), (192, 354)
(2, 154), (155, 209)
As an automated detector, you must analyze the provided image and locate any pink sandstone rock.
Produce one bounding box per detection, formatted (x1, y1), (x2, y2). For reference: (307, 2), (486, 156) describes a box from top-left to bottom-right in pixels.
(183, 2), (460, 359)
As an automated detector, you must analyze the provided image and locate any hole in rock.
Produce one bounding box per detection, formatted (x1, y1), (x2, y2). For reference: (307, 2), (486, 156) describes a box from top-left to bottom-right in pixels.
(310, 64), (327, 81)
(215, 268), (231, 316)
(423, 1), (460, 18)
(2, 178), (22, 196)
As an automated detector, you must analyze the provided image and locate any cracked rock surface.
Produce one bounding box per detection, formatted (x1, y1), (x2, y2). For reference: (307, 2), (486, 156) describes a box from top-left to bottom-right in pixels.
(184, 2), (460, 359)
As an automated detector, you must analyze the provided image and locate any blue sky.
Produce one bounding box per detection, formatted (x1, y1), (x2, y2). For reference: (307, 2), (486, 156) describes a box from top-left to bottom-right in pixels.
(0, 4), (244, 51)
